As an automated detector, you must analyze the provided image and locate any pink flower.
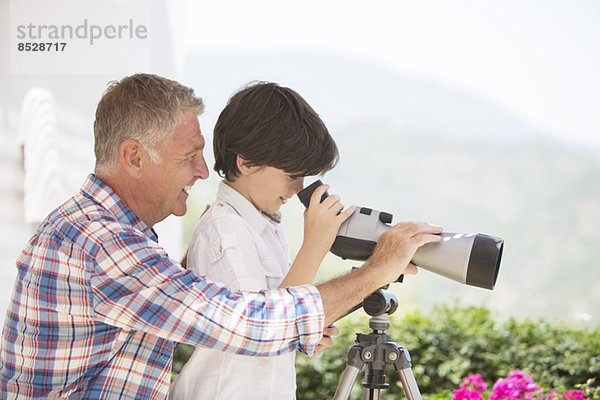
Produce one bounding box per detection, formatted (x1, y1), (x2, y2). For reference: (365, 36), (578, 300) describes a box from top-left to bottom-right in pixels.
(539, 389), (559, 400)
(460, 373), (488, 394)
(561, 390), (590, 400)
(453, 387), (485, 400)
(455, 370), (590, 400)
(489, 369), (541, 400)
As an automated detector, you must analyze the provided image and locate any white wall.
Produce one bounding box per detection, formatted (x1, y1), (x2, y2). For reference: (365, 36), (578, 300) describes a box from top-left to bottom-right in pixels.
(0, 0), (186, 326)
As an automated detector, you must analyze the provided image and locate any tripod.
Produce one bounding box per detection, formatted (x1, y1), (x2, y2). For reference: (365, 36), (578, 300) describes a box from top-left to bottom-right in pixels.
(333, 289), (422, 400)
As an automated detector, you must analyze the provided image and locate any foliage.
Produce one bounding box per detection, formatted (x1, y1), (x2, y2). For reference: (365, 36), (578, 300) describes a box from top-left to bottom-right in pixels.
(172, 341), (195, 377)
(171, 303), (599, 399)
(293, 303), (599, 399)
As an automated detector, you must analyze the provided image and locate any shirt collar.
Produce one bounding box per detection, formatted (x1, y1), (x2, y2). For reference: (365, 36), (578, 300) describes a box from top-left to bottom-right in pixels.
(216, 181), (282, 233)
(81, 174), (157, 241)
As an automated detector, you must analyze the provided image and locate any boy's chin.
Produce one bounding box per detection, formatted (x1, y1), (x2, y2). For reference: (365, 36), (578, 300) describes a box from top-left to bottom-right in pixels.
(266, 204), (283, 214)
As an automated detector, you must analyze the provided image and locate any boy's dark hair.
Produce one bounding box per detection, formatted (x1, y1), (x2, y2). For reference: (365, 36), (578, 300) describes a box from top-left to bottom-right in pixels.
(213, 82), (338, 181)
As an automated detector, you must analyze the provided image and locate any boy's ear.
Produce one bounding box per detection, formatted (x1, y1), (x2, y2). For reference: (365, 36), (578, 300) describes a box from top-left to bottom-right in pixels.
(236, 155), (257, 176)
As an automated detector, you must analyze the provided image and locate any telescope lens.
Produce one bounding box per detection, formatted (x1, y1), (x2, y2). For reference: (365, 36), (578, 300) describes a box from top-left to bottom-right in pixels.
(465, 234), (504, 290)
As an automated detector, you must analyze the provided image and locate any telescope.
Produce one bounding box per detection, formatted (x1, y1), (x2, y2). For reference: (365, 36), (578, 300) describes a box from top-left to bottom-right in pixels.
(298, 180), (503, 290)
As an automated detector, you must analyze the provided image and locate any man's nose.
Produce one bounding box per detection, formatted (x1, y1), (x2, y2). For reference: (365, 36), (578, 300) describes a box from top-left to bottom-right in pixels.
(195, 155), (209, 179)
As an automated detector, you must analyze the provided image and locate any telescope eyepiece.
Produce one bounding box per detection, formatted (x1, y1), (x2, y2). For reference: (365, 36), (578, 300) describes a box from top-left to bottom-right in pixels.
(297, 179), (328, 208)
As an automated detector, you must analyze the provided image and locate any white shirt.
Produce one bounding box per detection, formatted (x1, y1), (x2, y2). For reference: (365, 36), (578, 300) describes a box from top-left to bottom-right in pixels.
(170, 181), (297, 400)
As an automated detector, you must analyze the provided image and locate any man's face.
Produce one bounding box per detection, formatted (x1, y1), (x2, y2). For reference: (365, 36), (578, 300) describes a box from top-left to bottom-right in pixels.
(142, 114), (209, 226)
(242, 166), (304, 214)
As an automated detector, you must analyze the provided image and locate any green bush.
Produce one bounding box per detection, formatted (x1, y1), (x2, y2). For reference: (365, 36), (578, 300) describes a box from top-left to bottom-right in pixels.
(172, 303), (599, 399)
(294, 303), (599, 399)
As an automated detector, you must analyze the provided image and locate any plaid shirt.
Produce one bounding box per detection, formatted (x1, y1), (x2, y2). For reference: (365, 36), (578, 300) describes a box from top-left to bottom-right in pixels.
(0, 174), (324, 399)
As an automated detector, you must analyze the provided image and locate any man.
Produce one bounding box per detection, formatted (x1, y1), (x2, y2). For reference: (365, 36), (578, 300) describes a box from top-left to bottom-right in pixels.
(0, 73), (442, 399)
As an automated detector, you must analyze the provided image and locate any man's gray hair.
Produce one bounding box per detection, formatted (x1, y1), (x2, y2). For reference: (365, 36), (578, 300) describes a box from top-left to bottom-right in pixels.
(93, 73), (205, 174)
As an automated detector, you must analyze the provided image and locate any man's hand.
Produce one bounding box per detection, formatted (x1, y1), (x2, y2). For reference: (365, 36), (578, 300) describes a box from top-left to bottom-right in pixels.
(311, 325), (340, 358)
(316, 221), (443, 327)
(365, 222), (443, 286)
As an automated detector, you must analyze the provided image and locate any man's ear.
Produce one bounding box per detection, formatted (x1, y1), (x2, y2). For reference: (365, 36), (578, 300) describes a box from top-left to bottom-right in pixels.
(120, 139), (146, 178)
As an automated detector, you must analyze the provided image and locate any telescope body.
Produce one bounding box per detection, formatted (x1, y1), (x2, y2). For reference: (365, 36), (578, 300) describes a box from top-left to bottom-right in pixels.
(298, 180), (503, 290)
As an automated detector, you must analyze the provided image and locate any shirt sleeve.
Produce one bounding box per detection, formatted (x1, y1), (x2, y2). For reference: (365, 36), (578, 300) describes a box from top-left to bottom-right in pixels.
(90, 227), (325, 356)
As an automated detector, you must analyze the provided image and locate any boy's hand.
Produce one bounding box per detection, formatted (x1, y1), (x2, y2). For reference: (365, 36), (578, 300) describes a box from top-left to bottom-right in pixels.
(303, 184), (355, 254)
(279, 185), (354, 288)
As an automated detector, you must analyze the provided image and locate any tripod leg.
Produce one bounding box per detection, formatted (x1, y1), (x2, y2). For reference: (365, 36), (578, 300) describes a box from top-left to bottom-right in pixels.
(333, 364), (362, 400)
(393, 348), (422, 400)
(333, 345), (363, 400)
(361, 388), (381, 400)
(397, 367), (422, 400)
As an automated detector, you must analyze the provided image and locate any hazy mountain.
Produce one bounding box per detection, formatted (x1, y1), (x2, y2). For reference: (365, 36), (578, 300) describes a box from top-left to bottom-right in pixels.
(323, 124), (600, 324)
(186, 50), (548, 143)
(185, 51), (600, 324)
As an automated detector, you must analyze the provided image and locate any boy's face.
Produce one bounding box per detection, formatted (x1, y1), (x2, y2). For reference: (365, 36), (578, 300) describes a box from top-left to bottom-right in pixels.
(240, 166), (304, 214)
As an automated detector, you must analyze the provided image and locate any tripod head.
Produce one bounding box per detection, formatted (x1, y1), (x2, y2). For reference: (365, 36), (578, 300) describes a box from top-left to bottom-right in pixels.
(337, 268), (403, 324)
(334, 286), (422, 399)
(365, 289), (400, 338)
(363, 287), (398, 317)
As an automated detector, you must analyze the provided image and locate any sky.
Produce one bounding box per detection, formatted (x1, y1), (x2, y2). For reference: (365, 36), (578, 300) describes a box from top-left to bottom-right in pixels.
(183, 0), (600, 147)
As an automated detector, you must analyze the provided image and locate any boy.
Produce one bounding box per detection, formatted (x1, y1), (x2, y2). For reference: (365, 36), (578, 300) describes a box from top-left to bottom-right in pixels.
(170, 82), (354, 399)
